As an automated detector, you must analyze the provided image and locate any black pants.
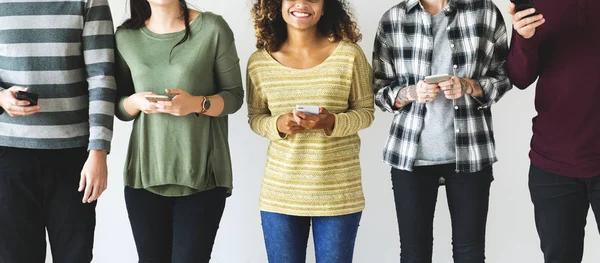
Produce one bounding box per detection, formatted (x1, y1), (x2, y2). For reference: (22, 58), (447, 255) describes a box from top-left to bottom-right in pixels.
(529, 163), (600, 263)
(391, 164), (493, 263)
(0, 146), (95, 263)
(125, 186), (227, 263)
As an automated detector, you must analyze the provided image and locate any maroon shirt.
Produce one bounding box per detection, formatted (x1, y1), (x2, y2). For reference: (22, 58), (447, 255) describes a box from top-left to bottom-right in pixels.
(507, 0), (600, 178)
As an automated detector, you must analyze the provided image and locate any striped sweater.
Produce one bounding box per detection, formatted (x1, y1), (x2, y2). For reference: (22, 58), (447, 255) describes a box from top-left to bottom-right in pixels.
(247, 41), (375, 216)
(0, 0), (116, 151)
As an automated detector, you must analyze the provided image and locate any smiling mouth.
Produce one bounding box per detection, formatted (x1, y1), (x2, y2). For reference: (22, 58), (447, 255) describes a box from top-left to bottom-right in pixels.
(291, 11), (311, 18)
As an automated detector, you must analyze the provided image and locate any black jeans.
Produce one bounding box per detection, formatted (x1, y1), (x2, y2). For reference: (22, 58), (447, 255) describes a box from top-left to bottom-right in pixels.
(125, 186), (227, 263)
(529, 163), (600, 263)
(0, 146), (95, 263)
(391, 164), (493, 263)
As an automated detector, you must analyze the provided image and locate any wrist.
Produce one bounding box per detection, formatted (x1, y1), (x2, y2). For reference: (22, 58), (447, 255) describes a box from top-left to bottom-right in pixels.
(125, 96), (139, 111)
(193, 96), (204, 114)
(89, 150), (108, 158)
(325, 113), (335, 130)
(406, 85), (417, 101)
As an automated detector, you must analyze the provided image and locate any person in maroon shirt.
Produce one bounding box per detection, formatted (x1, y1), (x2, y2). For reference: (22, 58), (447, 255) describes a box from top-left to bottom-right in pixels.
(507, 1), (600, 262)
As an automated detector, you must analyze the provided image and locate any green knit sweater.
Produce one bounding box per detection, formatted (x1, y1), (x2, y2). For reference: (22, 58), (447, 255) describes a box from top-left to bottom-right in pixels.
(115, 12), (243, 196)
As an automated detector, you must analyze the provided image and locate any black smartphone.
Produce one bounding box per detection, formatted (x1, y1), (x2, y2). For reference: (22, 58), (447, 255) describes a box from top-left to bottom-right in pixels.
(16, 91), (39, 106)
(511, 0), (538, 17)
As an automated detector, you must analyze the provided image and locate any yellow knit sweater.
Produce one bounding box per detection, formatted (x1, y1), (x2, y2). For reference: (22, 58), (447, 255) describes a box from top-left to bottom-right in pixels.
(247, 41), (375, 216)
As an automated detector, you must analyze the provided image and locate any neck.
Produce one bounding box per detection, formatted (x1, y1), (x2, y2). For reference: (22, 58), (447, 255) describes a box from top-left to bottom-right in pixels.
(420, 0), (449, 15)
(285, 26), (322, 50)
(146, 2), (183, 33)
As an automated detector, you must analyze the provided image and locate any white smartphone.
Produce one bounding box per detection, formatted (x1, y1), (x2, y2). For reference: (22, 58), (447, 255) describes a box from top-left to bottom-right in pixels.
(424, 74), (452, 84)
(145, 95), (171, 102)
(295, 105), (320, 115)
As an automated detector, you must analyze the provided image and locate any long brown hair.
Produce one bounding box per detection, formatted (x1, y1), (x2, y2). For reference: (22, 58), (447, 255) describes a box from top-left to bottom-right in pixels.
(121, 0), (191, 61)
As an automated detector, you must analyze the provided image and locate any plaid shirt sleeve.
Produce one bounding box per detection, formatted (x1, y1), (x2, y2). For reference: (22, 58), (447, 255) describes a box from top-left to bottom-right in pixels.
(373, 17), (404, 114)
(472, 6), (512, 108)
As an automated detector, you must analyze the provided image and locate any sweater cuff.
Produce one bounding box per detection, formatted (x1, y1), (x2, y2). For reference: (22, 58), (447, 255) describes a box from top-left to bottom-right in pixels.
(269, 114), (287, 140)
(512, 30), (541, 51)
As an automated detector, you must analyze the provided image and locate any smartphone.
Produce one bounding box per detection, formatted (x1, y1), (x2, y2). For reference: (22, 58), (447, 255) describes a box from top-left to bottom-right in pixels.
(424, 74), (452, 84)
(511, 0), (538, 17)
(295, 105), (320, 115)
(145, 95), (171, 102)
(16, 91), (39, 106)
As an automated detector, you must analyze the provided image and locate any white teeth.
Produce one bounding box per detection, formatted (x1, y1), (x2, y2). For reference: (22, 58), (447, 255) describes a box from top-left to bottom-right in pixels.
(292, 12), (310, 18)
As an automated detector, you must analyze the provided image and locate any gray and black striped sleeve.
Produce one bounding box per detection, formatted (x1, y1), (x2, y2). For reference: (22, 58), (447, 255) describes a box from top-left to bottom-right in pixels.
(83, 0), (116, 152)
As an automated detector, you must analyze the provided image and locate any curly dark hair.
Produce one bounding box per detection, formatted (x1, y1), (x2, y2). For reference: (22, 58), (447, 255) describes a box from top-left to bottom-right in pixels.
(251, 0), (362, 52)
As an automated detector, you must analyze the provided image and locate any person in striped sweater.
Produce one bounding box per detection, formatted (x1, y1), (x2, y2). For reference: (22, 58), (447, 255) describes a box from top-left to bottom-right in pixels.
(248, 0), (374, 262)
(0, 0), (115, 262)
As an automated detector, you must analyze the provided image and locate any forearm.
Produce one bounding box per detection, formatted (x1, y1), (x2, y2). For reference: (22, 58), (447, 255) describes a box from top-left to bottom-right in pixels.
(460, 78), (484, 98)
(394, 85), (417, 109)
(249, 113), (286, 141)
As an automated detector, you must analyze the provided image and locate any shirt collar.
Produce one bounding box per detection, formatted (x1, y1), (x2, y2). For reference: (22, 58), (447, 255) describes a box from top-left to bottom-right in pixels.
(406, 0), (457, 14)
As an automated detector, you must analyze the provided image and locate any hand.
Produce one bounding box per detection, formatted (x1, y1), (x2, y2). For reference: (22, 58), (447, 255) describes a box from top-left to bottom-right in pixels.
(293, 107), (335, 132)
(508, 4), (545, 39)
(78, 150), (108, 203)
(277, 113), (305, 135)
(0, 86), (41, 117)
(127, 92), (161, 114)
(438, 76), (470, 99)
(156, 89), (200, 116)
(415, 80), (441, 103)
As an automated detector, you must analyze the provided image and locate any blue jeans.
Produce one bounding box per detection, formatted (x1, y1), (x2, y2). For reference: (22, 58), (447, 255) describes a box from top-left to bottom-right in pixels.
(261, 211), (362, 263)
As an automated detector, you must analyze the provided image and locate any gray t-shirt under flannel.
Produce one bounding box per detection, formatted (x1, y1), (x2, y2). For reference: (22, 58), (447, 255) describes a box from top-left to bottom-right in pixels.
(414, 11), (456, 166)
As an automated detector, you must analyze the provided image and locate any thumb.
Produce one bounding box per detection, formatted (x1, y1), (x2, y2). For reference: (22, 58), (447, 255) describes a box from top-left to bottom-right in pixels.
(166, 89), (182, 95)
(508, 4), (516, 15)
(10, 86), (29, 92)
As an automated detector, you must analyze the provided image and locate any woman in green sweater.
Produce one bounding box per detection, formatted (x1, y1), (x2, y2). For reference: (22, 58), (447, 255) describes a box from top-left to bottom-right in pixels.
(114, 0), (243, 262)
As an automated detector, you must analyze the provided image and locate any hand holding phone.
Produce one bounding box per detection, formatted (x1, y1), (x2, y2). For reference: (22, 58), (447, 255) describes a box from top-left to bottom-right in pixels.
(0, 87), (41, 117)
(509, 0), (545, 39)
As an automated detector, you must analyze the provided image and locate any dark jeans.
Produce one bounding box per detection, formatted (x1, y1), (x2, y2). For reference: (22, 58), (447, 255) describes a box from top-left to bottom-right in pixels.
(0, 146), (95, 263)
(261, 211), (362, 263)
(125, 186), (227, 263)
(391, 164), (493, 263)
(529, 163), (600, 263)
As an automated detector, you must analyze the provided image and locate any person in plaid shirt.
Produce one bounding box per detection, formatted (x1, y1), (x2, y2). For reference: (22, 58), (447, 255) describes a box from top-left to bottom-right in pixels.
(373, 0), (511, 261)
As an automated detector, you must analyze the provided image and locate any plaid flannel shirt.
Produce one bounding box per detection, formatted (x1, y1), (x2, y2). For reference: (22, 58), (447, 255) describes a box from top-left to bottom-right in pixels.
(373, 0), (511, 173)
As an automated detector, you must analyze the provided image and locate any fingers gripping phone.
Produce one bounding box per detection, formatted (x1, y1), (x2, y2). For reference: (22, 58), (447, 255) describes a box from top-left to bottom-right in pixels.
(16, 91), (39, 106)
(144, 95), (171, 102)
(511, 0), (538, 17)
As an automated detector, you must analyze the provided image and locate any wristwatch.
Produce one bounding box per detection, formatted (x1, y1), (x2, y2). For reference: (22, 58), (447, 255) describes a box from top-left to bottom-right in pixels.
(199, 96), (211, 114)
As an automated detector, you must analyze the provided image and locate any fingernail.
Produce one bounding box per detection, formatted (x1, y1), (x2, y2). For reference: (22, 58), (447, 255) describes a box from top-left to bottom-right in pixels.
(531, 9), (535, 13)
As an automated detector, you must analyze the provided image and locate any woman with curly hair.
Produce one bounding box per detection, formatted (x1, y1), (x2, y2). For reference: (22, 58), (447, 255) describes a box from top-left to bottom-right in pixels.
(247, 0), (374, 262)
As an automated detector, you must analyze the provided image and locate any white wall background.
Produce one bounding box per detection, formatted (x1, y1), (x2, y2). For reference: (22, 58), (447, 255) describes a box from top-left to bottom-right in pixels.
(49, 0), (600, 262)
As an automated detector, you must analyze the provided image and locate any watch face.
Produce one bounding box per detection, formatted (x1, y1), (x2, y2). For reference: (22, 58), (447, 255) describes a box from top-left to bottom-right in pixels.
(203, 98), (211, 110)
